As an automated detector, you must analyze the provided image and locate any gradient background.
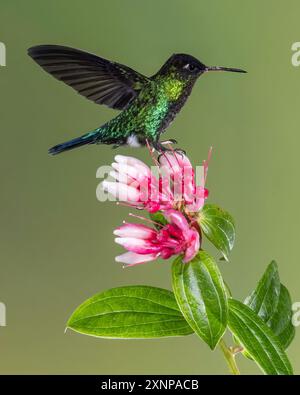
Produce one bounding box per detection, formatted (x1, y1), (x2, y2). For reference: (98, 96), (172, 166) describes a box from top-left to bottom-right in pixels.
(0, 0), (299, 374)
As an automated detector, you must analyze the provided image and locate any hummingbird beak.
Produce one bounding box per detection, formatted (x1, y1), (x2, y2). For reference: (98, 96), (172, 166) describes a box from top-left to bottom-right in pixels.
(205, 66), (247, 73)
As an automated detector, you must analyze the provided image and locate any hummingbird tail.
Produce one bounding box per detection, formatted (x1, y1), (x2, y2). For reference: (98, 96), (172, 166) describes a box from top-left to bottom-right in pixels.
(48, 130), (100, 155)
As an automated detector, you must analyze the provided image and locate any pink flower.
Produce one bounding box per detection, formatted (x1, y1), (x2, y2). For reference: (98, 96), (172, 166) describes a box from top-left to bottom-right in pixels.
(114, 209), (200, 266)
(102, 155), (173, 213)
(102, 149), (211, 213)
(159, 150), (210, 212)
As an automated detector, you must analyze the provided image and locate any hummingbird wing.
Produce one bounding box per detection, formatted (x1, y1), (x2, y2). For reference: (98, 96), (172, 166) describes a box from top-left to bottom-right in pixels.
(28, 45), (149, 110)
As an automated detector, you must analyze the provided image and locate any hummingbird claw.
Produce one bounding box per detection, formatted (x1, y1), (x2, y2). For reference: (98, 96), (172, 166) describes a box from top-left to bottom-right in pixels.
(173, 148), (186, 156)
(157, 153), (164, 163)
(157, 147), (186, 163)
(153, 140), (186, 157)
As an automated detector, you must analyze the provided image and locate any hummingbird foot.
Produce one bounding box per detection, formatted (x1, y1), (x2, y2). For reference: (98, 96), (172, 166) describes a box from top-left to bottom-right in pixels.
(153, 141), (186, 157)
(173, 147), (186, 156)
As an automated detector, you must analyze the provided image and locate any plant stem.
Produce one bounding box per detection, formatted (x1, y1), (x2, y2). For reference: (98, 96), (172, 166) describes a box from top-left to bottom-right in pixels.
(219, 338), (240, 375)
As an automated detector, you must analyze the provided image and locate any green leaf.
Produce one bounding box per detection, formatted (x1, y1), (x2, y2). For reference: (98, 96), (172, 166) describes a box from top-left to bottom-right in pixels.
(244, 261), (280, 322)
(172, 251), (228, 349)
(228, 299), (293, 375)
(267, 285), (295, 349)
(67, 286), (193, 338)
(198, 204), (235, 261)
(244, 262), (295, 349)
(224, 281), (233, 298)
(149, 211), (168, 230)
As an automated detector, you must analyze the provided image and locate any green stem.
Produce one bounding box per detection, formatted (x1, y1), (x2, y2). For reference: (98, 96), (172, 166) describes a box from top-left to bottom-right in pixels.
(219, 338), (240, 375)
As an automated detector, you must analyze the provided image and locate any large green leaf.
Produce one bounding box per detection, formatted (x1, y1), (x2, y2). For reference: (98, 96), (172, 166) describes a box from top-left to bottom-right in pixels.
(244, 262), (295, 349)
(67, 286), (193, 338)
(228, 299), (293, 375)
(244, 261), (280, 321)
(267, 285), (295, 349)
(172, 251), (228, 349)
(198, 204), (235, 261)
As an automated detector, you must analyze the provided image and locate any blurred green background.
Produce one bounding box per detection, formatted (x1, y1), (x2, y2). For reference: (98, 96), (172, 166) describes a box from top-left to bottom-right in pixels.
(0, 0), (299, 374)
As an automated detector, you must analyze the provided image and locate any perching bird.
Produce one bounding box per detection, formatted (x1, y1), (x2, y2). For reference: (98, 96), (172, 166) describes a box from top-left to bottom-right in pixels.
(28, 45), (246, 154)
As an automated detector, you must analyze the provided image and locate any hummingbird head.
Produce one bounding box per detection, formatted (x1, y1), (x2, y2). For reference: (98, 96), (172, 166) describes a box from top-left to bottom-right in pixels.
(158, 53), (246, 80)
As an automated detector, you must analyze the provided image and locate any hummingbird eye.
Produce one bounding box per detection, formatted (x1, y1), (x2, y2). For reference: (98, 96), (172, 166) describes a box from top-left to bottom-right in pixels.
(183, 63), (197, 72)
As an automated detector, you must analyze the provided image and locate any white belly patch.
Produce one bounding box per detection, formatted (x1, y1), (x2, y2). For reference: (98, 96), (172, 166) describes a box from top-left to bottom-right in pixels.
(127, 134), (141, 147)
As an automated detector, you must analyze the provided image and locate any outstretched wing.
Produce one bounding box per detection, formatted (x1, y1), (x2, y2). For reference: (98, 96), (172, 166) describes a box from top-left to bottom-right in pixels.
(28, 45), (149, 110)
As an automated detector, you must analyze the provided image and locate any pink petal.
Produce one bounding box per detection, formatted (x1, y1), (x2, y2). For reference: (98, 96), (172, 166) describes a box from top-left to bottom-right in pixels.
(113, 223), (156, 239)
(138, 178), (161, 205)
(175, 152), (192, 168)
(112, 162), (147, 182)
(163, 209), (190, 234)
(159, 175), (174, 201)
(102, 181), (140, 202)
(159, 152), (192, 176)
(109, 170), (135, 184)
(186, 186), (209, 212)
(183, 231), (200, 263)
(162, 224), (183, 240)
(160, 248), (175, 260)
(186, 199), (204, 212)
(115, 251), (159, 266)
(114, 155), (151, 176)
(115, 237), (161, 254)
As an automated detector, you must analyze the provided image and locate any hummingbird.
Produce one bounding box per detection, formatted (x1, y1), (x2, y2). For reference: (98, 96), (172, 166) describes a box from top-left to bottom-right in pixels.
(28, 45), (246, 155)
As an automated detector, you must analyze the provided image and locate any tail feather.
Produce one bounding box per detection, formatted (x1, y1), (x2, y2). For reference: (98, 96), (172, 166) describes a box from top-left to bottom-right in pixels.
(48, 131), (99, 155)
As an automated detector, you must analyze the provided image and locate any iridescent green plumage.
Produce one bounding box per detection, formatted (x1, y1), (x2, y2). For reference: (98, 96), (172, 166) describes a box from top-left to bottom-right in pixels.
(96, 74), (188, 145)
(28, 45), (246, 154)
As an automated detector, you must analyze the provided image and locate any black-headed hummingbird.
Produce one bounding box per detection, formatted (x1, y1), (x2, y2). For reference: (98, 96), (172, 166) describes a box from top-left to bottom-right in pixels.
(28, 45), (246, 154)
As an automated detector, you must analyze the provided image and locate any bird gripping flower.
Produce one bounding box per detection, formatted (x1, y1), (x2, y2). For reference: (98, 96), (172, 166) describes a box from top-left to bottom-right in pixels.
(102, 148), (210, 214)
